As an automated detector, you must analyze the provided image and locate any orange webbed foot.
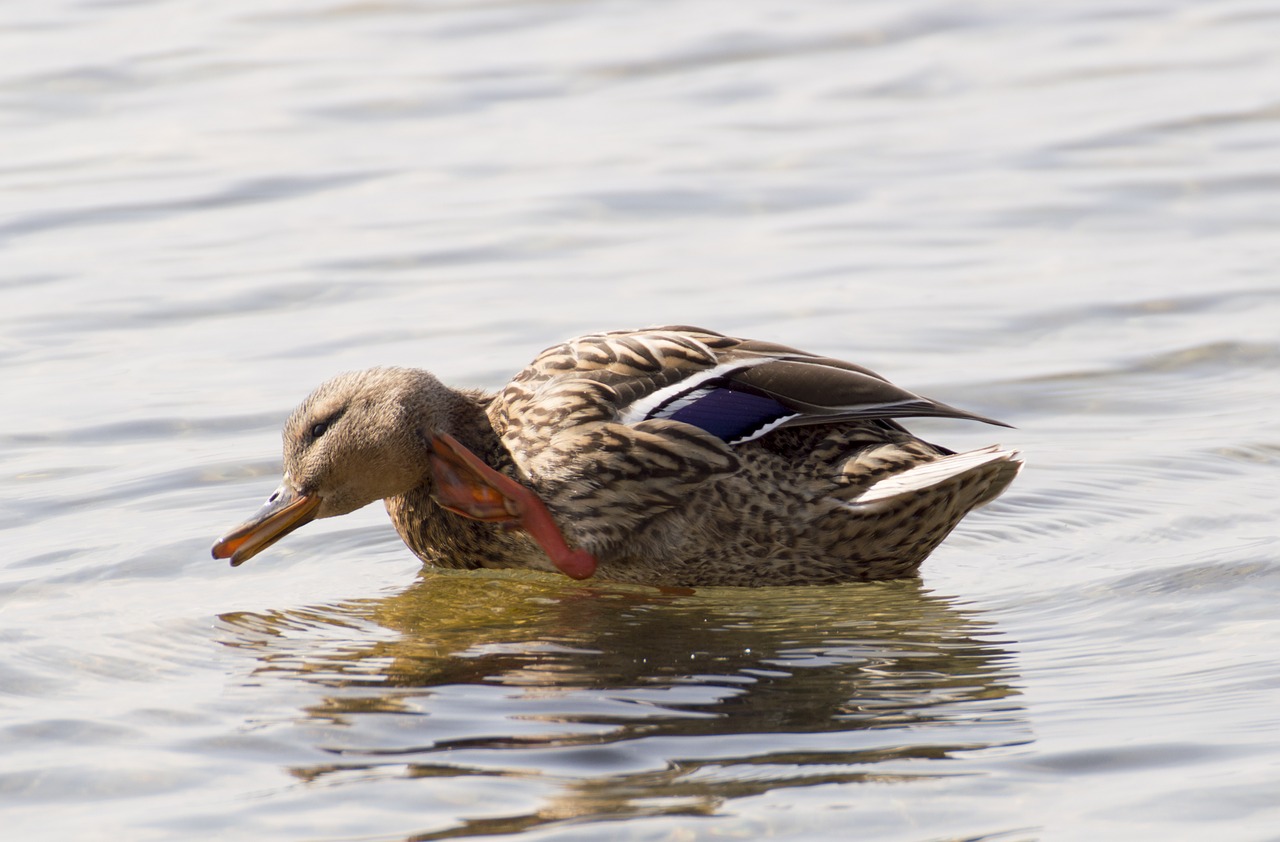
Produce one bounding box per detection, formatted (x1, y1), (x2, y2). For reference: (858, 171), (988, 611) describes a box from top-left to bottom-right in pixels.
(428, 433), (598, 580)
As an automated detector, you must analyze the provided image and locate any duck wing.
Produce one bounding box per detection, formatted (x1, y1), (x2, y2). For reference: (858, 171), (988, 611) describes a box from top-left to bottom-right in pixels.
(604, 327), (1009, 445)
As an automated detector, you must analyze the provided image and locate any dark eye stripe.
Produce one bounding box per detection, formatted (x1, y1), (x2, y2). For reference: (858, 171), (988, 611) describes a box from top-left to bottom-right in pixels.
(307, 406), (346, 441)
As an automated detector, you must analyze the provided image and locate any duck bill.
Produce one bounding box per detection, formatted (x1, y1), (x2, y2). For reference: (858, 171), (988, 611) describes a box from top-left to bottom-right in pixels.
(211, 484), (322, 567)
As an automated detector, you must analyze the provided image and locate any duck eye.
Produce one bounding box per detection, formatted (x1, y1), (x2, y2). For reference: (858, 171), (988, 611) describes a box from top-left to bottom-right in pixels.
(310, 421), (329, 438)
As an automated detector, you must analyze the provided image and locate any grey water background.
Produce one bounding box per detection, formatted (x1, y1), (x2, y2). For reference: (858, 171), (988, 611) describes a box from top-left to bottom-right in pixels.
(3, 1), (1279, 839)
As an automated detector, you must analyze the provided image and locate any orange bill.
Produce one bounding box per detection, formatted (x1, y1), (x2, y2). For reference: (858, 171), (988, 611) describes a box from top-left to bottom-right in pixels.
(211, 483), (322, 567)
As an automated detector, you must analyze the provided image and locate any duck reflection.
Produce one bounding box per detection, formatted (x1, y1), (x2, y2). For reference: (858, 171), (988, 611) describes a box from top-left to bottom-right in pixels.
(218, 572), (1026, 836)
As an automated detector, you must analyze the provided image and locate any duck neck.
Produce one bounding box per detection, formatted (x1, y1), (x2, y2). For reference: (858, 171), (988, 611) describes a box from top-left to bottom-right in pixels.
(429, 386), (508, 471)
(387, 386), (538, 570)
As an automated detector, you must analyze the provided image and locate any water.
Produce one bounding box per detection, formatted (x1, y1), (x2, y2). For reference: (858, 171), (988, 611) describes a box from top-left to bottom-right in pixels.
(3, 1), (1279, 839)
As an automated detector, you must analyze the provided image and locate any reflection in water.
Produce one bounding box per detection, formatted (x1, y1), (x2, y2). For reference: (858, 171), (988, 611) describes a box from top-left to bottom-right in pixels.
(219, 572), (1026, 838)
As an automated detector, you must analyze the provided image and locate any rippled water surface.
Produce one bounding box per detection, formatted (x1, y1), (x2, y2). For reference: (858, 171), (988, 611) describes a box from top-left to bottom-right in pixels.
(4, 1), (1280, 840)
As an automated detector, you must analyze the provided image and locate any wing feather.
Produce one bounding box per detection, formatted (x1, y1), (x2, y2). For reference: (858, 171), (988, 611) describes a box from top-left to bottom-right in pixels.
(729, 359), (1010, 428)
(506, 326), (1009, 454)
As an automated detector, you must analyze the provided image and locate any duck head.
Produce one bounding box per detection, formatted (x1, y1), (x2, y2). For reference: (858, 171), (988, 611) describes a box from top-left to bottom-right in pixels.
(212, 367), (445, 566)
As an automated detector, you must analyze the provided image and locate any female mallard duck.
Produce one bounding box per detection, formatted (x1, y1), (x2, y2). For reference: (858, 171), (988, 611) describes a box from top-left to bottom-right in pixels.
(213, 326), (1021, 586)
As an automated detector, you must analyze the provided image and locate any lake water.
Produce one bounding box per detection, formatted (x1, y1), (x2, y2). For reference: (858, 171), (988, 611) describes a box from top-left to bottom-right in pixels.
(3, 1), (1279, 839)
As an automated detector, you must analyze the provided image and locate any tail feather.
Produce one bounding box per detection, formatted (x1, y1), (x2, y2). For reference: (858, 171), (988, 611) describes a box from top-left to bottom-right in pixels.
(851, 445), (1023, 509)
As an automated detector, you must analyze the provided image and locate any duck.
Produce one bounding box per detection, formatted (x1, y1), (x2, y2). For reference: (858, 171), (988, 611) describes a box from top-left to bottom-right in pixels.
(212, 326), (1021, 587)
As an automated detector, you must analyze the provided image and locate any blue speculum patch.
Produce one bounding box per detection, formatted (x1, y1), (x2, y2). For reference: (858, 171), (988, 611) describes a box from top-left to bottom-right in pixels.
(665, 384), (793, 443)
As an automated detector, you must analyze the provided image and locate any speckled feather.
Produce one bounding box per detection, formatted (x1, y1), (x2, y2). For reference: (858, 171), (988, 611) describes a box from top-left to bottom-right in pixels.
(485, 326), (1020, 584)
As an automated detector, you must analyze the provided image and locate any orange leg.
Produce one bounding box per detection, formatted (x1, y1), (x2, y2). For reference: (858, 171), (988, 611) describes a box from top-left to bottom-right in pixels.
(428, 433), (598, 580)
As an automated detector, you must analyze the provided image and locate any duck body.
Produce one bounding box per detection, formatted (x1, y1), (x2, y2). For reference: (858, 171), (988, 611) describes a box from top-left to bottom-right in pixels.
(213, 326), (1021, 587)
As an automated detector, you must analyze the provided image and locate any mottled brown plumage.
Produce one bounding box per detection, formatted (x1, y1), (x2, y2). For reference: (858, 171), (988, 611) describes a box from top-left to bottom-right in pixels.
(213, 326), (1021, 586)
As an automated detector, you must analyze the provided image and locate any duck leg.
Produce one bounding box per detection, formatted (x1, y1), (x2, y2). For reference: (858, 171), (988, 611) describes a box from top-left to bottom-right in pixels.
(428, 433), (598, 580)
